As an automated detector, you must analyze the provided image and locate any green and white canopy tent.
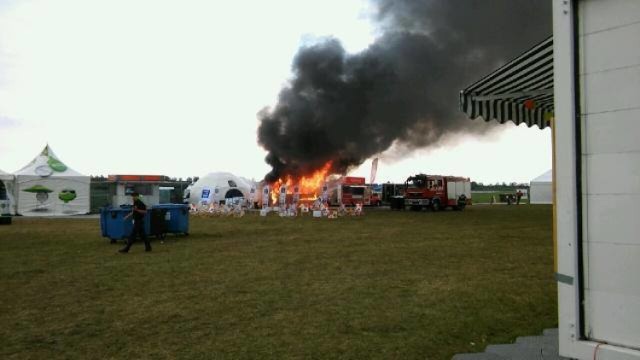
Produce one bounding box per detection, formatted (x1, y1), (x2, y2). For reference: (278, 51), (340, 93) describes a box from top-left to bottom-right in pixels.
(0, 168), (15, 215)
(460, 36), (554, 129)
(13, 145), (90, 216)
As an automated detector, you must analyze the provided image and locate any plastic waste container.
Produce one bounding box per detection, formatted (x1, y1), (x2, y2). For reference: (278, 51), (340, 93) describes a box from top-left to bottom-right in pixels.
(100, 206), (151, 243)
(101, 204), (189, 242)
(148, 207), (168, 239)
(0, 199), (11, 225)
(100, 207), (134, 242)
(152, 204), (189, 236)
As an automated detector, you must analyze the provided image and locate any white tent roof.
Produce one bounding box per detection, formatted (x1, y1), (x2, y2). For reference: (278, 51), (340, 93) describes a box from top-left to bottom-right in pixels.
(193, 172), (256, 194)
(0, 168), (13, 180)
(198, 172), (255, 188)
(531, 169), (552, 183)
(14, 145), (85, 177)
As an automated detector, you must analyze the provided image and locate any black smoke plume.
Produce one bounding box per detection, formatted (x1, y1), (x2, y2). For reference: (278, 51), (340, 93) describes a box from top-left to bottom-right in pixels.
(258, 0), (551, 182)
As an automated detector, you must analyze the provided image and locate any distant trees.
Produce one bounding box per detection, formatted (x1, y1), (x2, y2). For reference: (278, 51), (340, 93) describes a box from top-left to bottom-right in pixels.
(471, 182), (528, 191)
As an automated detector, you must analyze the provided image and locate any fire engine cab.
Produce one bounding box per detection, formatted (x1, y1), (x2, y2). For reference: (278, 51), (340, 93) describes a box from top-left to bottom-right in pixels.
(403, 174), (471, 211)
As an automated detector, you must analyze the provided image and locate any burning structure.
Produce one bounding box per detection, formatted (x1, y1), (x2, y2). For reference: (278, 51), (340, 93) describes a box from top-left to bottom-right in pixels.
(265, 161), (333, 206)
(257, 0), (551, 191)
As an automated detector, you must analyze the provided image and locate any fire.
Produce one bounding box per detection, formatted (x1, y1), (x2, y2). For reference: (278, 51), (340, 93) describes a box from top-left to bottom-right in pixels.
(269, 161), (332, 204)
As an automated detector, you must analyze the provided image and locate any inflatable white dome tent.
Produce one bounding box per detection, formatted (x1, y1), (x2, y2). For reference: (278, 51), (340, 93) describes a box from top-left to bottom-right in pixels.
(0, 168), (15, 215)
(14, 145), (90, 216)
(187, 172), (256, 206)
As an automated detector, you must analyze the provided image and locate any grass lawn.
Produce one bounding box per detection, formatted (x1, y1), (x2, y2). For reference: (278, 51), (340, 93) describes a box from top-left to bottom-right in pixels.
(0, 205), (556, 359)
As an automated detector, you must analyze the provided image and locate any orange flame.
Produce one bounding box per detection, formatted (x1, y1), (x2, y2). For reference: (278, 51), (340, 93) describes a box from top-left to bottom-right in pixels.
(269, 161), (332, 204)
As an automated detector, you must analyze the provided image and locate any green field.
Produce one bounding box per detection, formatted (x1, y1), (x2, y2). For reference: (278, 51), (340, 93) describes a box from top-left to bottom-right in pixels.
(0, 205), (556, 359)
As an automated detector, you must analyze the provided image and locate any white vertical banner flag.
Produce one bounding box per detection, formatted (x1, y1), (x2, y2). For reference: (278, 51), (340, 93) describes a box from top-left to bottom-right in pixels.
(262, 185), (270, 208)
(293, 185), (300, 204)
(249, 186), (256, 206)
(370, 157), (379, 184)
(321, 183), (329, 203)
(279, 185), (287, 207)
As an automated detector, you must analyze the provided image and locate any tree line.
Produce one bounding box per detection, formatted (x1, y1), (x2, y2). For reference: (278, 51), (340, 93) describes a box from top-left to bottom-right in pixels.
(471, 181), (529, 191)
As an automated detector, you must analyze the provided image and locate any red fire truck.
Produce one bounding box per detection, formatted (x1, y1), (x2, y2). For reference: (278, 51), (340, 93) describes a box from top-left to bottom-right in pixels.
(328, 176), (380, 206)
(403, 174), (471, 211)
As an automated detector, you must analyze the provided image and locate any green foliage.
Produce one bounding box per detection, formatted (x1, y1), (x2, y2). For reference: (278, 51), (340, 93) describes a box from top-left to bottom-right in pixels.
(471, 182), (528, 192)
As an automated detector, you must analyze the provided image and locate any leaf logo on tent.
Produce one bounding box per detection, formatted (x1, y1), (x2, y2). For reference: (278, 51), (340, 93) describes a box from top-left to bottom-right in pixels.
(47, 157), (67, 172)
(23, 185), (53, 207)
(38, 145), (67, 172)
(58, 189), (77, 203)
(23, 185), (54, 193)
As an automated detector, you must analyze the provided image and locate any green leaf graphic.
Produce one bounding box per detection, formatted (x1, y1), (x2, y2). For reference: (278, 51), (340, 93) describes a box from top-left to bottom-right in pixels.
(58, 189), (77, 203)
(23, 185), (54, 193)
(48, 157), (67, 172)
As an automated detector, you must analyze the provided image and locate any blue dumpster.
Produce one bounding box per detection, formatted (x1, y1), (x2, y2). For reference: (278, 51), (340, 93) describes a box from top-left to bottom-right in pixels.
(100, 207), (133, 242)
(100, 204), (189, 242)
(152, 204), (189, 236)
(100, 206), (151, 242)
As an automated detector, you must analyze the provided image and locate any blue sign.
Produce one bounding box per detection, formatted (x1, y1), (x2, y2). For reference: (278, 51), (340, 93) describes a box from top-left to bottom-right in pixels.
(201, 188), (211, 199)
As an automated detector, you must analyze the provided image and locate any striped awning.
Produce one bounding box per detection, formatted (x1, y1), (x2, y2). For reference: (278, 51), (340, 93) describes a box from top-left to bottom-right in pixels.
(460, 37), (554, 129)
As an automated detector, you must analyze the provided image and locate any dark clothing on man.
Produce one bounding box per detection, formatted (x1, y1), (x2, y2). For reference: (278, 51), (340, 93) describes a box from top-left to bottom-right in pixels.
(120, 198), (151, 252)
(132, 199), (146, 220)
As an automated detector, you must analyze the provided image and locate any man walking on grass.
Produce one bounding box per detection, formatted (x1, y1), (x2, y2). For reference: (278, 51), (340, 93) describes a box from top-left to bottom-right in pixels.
(119, 192), (151, 253)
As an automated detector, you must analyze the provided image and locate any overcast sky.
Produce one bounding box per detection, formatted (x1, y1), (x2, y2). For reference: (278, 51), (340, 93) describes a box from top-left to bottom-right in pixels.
(0, 0), (551, 184)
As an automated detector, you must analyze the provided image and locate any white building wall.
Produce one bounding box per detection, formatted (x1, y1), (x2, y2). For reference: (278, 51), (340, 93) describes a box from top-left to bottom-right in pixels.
(555, 1), (640, 359)
(578, 0), (640, 350)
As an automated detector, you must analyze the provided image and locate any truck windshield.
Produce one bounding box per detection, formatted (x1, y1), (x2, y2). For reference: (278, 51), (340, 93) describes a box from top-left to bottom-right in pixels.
(407, 178), (426, 188)
(351, 187), (365, 196)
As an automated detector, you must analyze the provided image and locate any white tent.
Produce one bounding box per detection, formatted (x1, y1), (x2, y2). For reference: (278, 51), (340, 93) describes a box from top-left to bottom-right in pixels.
(0, 168), (16, 215)
(529, 169), (552, 204)
(187, 172), (256, 205)
(14, 145), (90, 216)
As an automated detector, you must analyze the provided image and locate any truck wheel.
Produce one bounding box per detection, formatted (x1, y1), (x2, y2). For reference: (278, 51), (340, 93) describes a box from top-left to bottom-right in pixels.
(431, 199), (441, 211)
